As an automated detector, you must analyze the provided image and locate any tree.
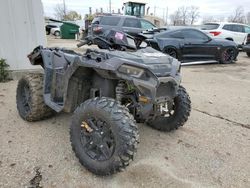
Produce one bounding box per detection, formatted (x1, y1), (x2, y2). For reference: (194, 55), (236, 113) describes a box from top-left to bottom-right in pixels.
(189, 6), (199, 25)
(54, 4), (67, 20)
(170, 8), (182, 26)
(202, 15), (225, 24)
(170, 6), (200, 26)
(179, 6), (189, 25)
(246, 12), (250, 25)
(228, 6), (246, 23)
(64, 11), (82, 21)
(202, 16), (214, 24)
(54, 4), (82, 21)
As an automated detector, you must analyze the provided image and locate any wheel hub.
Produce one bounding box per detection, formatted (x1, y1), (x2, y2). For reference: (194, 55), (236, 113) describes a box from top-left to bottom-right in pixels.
(92, 131), (103, 145)
(80, 118), (115, 161)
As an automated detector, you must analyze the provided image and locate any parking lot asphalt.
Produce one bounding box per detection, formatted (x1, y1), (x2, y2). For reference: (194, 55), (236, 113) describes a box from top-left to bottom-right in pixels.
(0, 37), (249, 188)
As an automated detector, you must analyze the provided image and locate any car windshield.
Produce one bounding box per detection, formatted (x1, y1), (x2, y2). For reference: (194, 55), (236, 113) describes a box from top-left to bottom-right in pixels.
(201, 23), (219, 30)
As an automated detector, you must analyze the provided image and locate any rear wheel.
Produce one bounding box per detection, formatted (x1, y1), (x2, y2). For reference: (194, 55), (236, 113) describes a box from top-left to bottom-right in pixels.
(164, 47), (178, 59)
(220, 47), (236, 64)
(247, 52), (250, 57)
(54, 31), (60, 37)
(147, 86), (191, 132)
(70, 97), (139, 176)
(16, 73), (54, 121)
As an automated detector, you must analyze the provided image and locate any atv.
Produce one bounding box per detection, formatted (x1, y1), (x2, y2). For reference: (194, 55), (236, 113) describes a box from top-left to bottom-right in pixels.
(16, 30), (191, 176)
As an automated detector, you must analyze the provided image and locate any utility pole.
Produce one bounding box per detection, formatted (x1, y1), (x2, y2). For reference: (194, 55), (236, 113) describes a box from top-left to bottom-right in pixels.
(109, 0), (111, 13)
(166, 7), (168, 25)
(63, 0), (66, 17)
(163, 8), (165, 22)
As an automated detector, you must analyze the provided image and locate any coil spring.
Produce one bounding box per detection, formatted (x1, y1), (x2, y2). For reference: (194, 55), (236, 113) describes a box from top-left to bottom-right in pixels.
(116, 80), (126, 103)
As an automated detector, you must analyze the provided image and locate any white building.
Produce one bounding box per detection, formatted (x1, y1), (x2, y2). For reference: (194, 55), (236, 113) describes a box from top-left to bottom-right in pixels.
(0, 0), (46, 72)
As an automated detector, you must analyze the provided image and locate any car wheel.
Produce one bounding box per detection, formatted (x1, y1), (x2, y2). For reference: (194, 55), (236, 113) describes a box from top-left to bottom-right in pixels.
(54, 31), (60, 37)
(164, 48), (178, 59)
(70, 97), (139, 175)
(220, 47), (236, 64)
(247, 52), (250, 57)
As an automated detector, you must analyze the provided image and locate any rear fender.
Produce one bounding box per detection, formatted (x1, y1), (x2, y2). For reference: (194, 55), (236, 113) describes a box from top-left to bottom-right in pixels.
(27, 46), (44, 67)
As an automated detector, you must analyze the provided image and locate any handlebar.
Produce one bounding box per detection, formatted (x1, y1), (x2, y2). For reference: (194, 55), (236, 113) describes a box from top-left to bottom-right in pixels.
(76, 32), (142, 51)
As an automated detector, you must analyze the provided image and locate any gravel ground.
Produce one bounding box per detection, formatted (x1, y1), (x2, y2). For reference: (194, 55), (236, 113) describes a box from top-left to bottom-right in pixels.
(0, 37), (250, 188)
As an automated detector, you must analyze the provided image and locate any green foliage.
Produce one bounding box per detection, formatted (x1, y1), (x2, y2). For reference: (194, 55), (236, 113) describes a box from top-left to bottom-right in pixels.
(0, 58), (9, 82)
(64, 11), (82, 21)
(126, 82), (135, 92)
(85, 14), (94, 21)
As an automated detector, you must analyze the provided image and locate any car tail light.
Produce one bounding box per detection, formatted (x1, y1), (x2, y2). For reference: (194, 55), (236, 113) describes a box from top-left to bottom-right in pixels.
(93, 26), (103, 33)
(209, 31), (221, 36)
(247, 35), (250, 43)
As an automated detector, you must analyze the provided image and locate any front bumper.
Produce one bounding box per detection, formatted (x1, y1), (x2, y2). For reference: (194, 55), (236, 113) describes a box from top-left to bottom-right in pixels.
(243, 44), (250, 52)
(132, 74), (181, 104)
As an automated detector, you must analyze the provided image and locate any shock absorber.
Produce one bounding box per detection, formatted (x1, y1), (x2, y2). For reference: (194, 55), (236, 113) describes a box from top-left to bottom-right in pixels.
(116, 80), (126, 104)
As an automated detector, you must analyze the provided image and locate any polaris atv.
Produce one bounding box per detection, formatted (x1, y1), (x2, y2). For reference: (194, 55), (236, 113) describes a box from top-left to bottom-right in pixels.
(16, 30), (191, 176)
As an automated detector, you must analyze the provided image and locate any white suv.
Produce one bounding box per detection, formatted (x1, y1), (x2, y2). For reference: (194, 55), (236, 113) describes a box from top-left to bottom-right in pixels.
(201, 22), (250, 46)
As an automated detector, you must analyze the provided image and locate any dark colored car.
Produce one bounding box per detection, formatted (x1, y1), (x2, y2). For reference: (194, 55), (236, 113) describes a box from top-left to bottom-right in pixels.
(45, 24), (58, 35)
(243, 33), (250, 57)
(89, 15), (156, 37)
(145, 28), (239, 64)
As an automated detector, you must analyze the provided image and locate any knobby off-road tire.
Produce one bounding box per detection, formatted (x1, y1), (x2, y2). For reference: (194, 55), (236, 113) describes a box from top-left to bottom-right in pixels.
(70, 97), (139, 176)
(16, 73), (54, 121)
(147, 86), (191, 132)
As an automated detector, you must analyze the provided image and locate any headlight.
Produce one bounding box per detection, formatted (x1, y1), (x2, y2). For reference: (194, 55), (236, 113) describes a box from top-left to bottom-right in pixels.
(118, 65), (144, 78)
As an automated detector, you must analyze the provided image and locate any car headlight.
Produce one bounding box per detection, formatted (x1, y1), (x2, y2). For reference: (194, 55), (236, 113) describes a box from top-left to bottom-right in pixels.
(118, 65), (144, 78)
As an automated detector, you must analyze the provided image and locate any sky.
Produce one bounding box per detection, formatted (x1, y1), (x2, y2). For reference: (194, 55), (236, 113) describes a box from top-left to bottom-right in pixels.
(41, 0), (250, 24)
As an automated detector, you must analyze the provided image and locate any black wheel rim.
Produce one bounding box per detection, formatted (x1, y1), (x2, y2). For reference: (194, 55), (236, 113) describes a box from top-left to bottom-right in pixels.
(166, 48), (177, 58)
(20, 82), (31, 114)
(159, 101), (176, 118)
(80, 118), (115, 161)
(222, 48), (234, 63)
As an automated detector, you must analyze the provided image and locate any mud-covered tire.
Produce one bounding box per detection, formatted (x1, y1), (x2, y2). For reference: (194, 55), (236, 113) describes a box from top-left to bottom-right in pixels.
(16, 73), (54, 121)
(70, 97), (139, 176)
(147, 86), (191, 132)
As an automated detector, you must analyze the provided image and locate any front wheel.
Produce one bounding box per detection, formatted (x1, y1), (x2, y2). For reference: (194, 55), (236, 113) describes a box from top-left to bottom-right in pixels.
(70, 97), (139, 176)
(220, 47), (236, 64)
(247, 52), (250, 57)
(147, 86), (191, 132)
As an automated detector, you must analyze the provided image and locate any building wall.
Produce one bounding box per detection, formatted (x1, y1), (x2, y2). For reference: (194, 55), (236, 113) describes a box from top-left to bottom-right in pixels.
(0, 0), (46, 70)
